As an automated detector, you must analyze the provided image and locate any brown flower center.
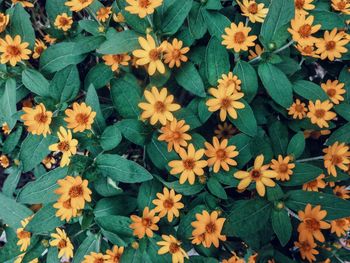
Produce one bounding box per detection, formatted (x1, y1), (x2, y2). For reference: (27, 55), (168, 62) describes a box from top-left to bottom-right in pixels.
(35, 46), (44, 55)
(327, 88), (336, 97)
(18, 230), (31, 239)
(0, 16), (5, 23)
(326, 41), (336, 51)
(154, 101), (166, 113)
(336, 219), (346, 227)
(59, 17), (70, 26)
(69, 185), (84, 198)
(295, 104), (305, 112)
(295, 0), (305, 9)
(149, 48), (160, 61)
(138, 0), (150, 8)
(279, 163), (289, 173)
(112, 54), (123, 63)
(163, 198), (174, 209)
(34, 112), (48, 123)
(172, 131), (181, 140)
(94, 259), (105, 263)
(337, 1), (347, 9)
(171, 49), (181, 60)
(58, 239), (67, 249)
(221, 98), (232, 109)
(314, 109), (326, 118)
(57, 141), (70, 152)
(303, 45), (313, 54)
(216, 149), (227, 160)
(248, 3), (258, 14)
(331, 154), (343, 165)
(6, 45), (21, 56)
(79, 0), (90, 3)
(300, 241), (312, 251)
(205, 222), (216, 233)
(63, 199), (72, 209)
(305, 218), (320, 231)
(298, 24), (312, 38)
(141, 217), (152, 227)
(169, 242), (180, 254)
(250, 169), (261, 180)
(234, 32), (246, 44)
(75, 113), (90, 125)
(183, 158), (195, 170)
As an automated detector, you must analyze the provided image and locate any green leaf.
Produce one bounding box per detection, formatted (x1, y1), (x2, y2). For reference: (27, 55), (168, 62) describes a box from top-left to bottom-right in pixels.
(205, 37), (230, 86)
(120, 247), (143, 262)
(2, 166), (22, 197)
(100, 124), (122, 151)
(72, 235), (99, 263)
(285, 190), (350, 220)
(228, 133), (252, 168)
(118, 0), (148, 33)
(260, 0), (294, 47)
(204, 0), (222, 10)
(110, 74), (142, 118)
(84, 63), (113, 90)
(258, 63), (293, 108)
(3, 126), (22, 154)
(116, 119), (152, 146)
(287, 132), (305, 159)
(94, 195), (137, 217)
(79, 19), (100, 35)
(175, 62), (206, 97)
(271, 209), (292, 246)
(339, 66), (350, 103)
(47, 247), (60, 263)
(96, 154), (153, 183)
(0, 79), (17, 129)
(8, 4), (35, 48)
(94, 176), (123, 197)
(207, 177), (227, 199)
(137, 180), (163, 210)
(17, 167), (68, 204)
(97, 30), (141, 54)
(22, 69), (51, 98)
(161, 0), (193, 35)
(334, 103), (350, 122)
(45, 0), (71, 22)
(188, 3), (207, 40)
(202, 10), (231, 39)
(268, 121), (288, 156)
(26, 204), (63, 233)
(0, 192), (33, 229)
(86, 84), (107, 134)
(281, 163), (322, 187)
(19, 134), (57, 172)
(326, 123), (350, 145)
(293, 80), (328, 101)
(154, 174), (205, 196)
(311, 10), (346, 30)
(229, 100), (257, 137)
(233, 60), (258, 102)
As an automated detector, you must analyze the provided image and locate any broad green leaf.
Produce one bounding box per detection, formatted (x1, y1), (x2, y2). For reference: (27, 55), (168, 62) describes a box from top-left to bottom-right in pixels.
(339, 66), (350, 102)
(96, 154), (153, 183)
(116, 119), (152, 146)
(161, 0), (193, 35)
(229, 100), (257, 137)
(45, 0), (71, 22)
(207, 177), (227, 199)
(271, 209), (292, 246)
(293, 80), (328, 101)
(280, 163), (322, 187)
(121, 247), (143, 262)
(204, 0), (222, 10)
(3, 126), (22, 154)
(0, 79), (17, 129)
(26, 204), (63, 233)
(175, 62), (206, 97)
(84, 63), (113, 90)
(154, 174), (205, 196)
(334, 103), (350, 122)
(94, 195), (137, 217)
(188, 3), (207, 40)
(268, 121), (288, 156)
(233, 60), (258, 102)
(311, 10), (346, 30)
(86, 84), (107, 134)
(287, 132), (305, 159)
(97, 30), (141, 54)
(228, 133), (252, 168)
(99, 124), (122, 151)
(46, 247), (60, 263)
(326, 123), (350, 145)
(202, 10), (231, 39)
(22, 69), (51, 98)
(72, 235), (99, 263)
(2, 166), (22, 197)
(258, 63), (293, 108)
(94, 176), (123, 197)
(79, 19), (100, 35)
(0, 227), (23, 262)
(137, 180), (163, 210)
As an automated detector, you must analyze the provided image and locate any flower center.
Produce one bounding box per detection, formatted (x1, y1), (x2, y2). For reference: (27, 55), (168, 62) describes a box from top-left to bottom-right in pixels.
(295, 0), (305, 9)
(57, 141), (70, 152)
(303, 45), (313, 54)
(79, 0), (90, 3)
(69, 185), (84, 198)
(58, 239), (67, 249)
(307, 180), (318, 188)
(141, 217), (152, 227)
(221, 98), (232, 109)
(100, 7), (109, 15)
(205, 222), (216, 234)
(18, 230), (31, 239)
(6, 45), (21, 56)
(234, 32), (246, 44)
(75, 113), (90, 125)
(336, 219), (346, 227)
(149, 48), (160, 61)
(216, 149), (227, 160)
(183, 158), (195, 170)
(63, 199), (72, 209)
(138, 0), (150, 8)
(326, 88), (336, 97)
(35, 46), (44, 54)
(298, 24), (312, 38)
(331, 154), (343, 165)
(34, 112), (48, 123)
(279, 163), (289, 173)
(59, 17), (70, 26)
(335, 190), (343, 197)
(154, 101), (166, 113)
(169, 242), (180, 254)
(337, 1), (347, 9)
(163, 198), (174, 209)
(172, 131), (181, 140)
(94, 259), (105, 263)
(0, 16), (5, 23)
(250, 169), (261, 180)
(295, 104), (305, 112)
(248, 3), (258, 14)
(171, 49), (181, 59)
(300, 241), (312, 251)
(315, 109), (325, 118)
(305, 218), (320, 231)
(326, 41), (336, 50)
(112, 54), (123, 63)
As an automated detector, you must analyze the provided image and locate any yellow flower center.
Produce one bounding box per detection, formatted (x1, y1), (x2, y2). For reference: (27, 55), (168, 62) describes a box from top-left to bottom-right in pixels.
(163, 198), (174, 209)
(69, 185), (84, 198)
(216, 149), (227, 160)
(138, 0), (150, 8)
(314, 109), (326, 118)
(141, 217), (152, 227)
(234, 32), (246, 44)
(248, 3), (258, 14)
(34, 112), (49, 123)
(57, 141), (70, 152)
(58, 239), (67, 249)
(250, 169), (261, 180)
(326, 41), (336, 51)
(18, 230), (31, 239)
(205, 222), (216, 234)
(149, 48), (160, 61)
(304, 218), (320, 231)
(154, 101), (166, 113)
(6, 45), (21, 56)
(183, 158), (195, 170)
(278, 163), (289, 173)
(169, 242), (180, 254)
(331, 154), (343, 165)
(298, 24), (312, 38)
(295, 0), (305, 9)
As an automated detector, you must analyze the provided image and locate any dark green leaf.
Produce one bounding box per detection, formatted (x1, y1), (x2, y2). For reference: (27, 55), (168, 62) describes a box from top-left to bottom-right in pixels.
(97, 30), (141, 54)
(161, 0), (193, 35)
(100, 124), (122, 151)
(84, 63), (113, 90)
(281, 163), (322, 187)
(26, 204), (63, 233)
(287, 132), (305, 159)
(233, 60), (258, 102)
(175, 62), (206, 97)
(271, 209), (292, 246)
(207, 177), (227, 199)
(293, 80), (328, 101)
(229, 100), (257, 137)
(22, 69), (51, 98)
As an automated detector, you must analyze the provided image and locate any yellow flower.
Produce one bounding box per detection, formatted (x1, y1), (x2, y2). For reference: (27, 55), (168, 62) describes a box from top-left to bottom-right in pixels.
(168, 143), (208, 185)
(44, 34), (57, 45)
(217, 72), (241, 92)
(330, 218), (350, 237)
(288, 99), (308, 119)
(65, 0), (93, 12)
(316, 29), (349, 61)
(138, 87), (181, 125)
(0, 13), (9, 33)
(12, 0), (34, 7)
(21, 103), (52, 137)
(297, 204), (330, 243)
(288, 14), (321, 46)
(158, 119), (191, 153)
(234, 154), (277, 196)
(237, 0), (268, 23)
(204, 136), (239, 173)
(152, 187), (184, 222)
(321, 80), (346, 104)
(323, 142), (350, 177)
(53, 199), (79, 221)
(102, 53), (131, 72)
(333, 185), (350, 199)
(214, 122), (237, 140)
(222, 22), (257, 52)
(0, 35), (31, 66)
(0, 154), (10, 168)
(2, 122), (11, 135)
(50, 228), (74, 259)
(302, 174), (326, 192)
(105, 245), (124, 263)
(113, 12), (125, 23)
(295, 44), (319, 58)
(331, 0), (350, 15)
(206, 86), (245, 121)
(294, 0), (315, 16)
(294, 239), (319, 263)
(16, 216), (33, 252)
(49, 127), (78, 167)
(125, 0), (163, 18)
(306, 100), (336, 128)
(163, 38), (189, 68)
(64, 102), (96, 133)
(96, 6), (112, 22)
(130, 207), (160, 238)
(54, 13), (73, 31)
(133, 34), (165, 75)
(248, 43), (264, 60)
(14, 254), (38, 263)
(191, 210), (226, 248)
(32, 39), (47, 59)
(82, 252), (109, 263)
(42, 156), (56, 169)
(55, 175), (92, 209)
(157, 235), (188, 263)
(222, 251), (245, 263)
(304, 129), (331, 139)
(270, 155), (295, 181)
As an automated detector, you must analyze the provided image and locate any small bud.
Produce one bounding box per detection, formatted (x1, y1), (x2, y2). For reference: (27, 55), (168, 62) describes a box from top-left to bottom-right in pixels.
(41, 239), (50, 248)
(198, 175), (207, 184)
(268, 42), (276, 51)
(275, 201), (285, 210)
(146, 27), (153, 34)
(14, 159), (20, 166)
(98, 26), (105, 33)
(132, 241), (139, 249)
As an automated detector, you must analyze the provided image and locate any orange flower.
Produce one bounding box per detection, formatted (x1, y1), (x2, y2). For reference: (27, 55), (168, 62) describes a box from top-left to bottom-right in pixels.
(270, 155), (295, 181)
(321, 80), (346, 105)
(294, 239), (319, 262)
(152, 187), (184, 222)
(316, 29), (349, 61)
(330, 218), (350, 237)
(163, 38), (189, 68)
(102, 53), (131, 72)
(323, 142), (350, 177)
(130, 207), (159, 238)
(307, 100), (336, 128)
(214, 123), (237, 140)
(288, 99), (307, 119)
(158, 119), (191, 153)
(302, 174), (326, 192)
(96, 6), (112, 22)
(333, 185), (350, 199)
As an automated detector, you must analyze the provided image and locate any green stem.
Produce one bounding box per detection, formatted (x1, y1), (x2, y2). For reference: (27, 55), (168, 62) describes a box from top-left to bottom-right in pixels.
(273, 40), (294, 54)
(86, 7), (102, 26)
(296, 156), (323, 163)
(146, 15), (154, 28)
(248, 55), (261, 64)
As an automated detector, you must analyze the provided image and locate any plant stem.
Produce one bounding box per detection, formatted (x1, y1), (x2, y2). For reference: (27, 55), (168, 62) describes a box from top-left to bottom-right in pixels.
(296, 156), (323, 163)
(273, 40), (294, 54)
(248, 55), (261, 64)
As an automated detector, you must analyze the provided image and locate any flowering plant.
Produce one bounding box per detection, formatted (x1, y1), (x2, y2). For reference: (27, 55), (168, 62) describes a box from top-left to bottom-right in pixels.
(0, 0), (350, 262)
